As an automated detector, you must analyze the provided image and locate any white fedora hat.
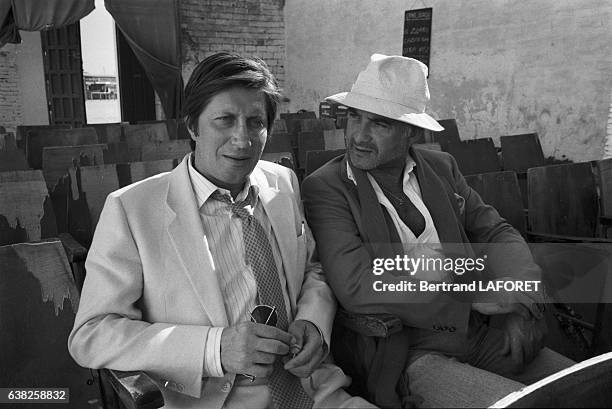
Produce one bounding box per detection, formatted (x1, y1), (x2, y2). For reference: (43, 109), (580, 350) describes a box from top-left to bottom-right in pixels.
(326, 54), (444, 131)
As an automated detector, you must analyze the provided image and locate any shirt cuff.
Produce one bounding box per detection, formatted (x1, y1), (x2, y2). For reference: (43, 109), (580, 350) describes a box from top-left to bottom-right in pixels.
(306, 320), (329, 356)
(203, 327), (224, 378)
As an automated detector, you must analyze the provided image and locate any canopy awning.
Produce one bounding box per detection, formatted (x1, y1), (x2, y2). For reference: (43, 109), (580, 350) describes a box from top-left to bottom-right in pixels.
(0, 0), (183, 119)
(0, 0), (94, 46)
(106, 0), (183, 119)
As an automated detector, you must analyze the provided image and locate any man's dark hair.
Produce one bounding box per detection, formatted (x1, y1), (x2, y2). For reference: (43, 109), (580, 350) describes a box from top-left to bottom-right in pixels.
(183, 52), (281, 150)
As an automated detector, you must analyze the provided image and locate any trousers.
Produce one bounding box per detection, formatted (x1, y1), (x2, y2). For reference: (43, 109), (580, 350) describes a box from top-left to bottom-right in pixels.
(406, 314), (575, 408)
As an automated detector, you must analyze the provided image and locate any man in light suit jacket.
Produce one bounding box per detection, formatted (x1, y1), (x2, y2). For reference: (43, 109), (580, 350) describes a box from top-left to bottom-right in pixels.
(69, 52), (373, 409)
(301, 54), (574, 408)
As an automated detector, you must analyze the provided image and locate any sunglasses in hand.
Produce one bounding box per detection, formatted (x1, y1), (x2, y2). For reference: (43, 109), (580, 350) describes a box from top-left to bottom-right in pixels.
(250, 305), (301, 359)
(249, 304), (278, 327)
(242, 305), (280, 382)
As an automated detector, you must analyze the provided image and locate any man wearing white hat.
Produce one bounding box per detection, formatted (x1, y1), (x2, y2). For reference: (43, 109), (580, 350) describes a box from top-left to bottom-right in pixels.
(302, 54), (573, 407)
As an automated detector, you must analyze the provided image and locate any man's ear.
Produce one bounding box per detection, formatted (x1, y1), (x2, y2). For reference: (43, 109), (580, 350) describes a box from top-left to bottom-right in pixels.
(406, 125), (425, 144)
(186, 124), (198, 151)
(187, 125), (199, 142)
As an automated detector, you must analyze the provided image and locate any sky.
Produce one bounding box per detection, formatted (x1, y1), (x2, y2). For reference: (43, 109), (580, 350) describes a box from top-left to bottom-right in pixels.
(80, 0), (117, 76)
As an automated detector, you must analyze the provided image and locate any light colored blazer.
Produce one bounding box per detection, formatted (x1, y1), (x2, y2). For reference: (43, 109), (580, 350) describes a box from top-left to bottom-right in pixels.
(68, 156), (364, 409)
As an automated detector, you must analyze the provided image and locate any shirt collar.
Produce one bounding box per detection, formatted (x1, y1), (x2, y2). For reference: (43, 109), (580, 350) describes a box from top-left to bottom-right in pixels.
(187, 153), (259, 208)
(346, 152), (417, 185)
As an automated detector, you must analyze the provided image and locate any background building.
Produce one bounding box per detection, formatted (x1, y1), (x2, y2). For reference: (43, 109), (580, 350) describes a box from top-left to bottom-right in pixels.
(0, 0), (610, 162)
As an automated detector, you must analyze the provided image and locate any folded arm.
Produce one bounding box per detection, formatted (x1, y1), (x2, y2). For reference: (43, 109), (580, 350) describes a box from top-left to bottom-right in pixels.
(446, 155), (547, 359)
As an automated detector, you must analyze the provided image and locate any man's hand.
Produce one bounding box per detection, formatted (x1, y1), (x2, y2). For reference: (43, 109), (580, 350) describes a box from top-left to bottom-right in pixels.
(220, 322), (292, 377)
(471, 301), (532, 319)
(471, 281), (544, 320)
(283, 320), (326, 378)
(500, 313), (546, 370)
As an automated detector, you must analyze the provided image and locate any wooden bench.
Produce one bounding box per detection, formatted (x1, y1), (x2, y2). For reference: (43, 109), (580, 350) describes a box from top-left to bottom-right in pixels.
(0, 132), (29, 171)
(16, 124), (71, 150)
(0, 239), (98, 407)
(443, 137), (501, 175)
(465, 171), (526, 235)
(532, 242), (612, 359)
(264, 132), (293, 154)
(281, 111), (317, 149)
(526, 162), (612, 359)
(425, 118), (461, 150)
(122, 123), (170, 162)
(127, 159), (177, 185)
(596, 159), (612, 238)
(528, 162), (600, 238)
(305, 149), (345, 176)
(271, 118), (287, 134)
(297, 131), (325, 170)
(501, 133), (546, 208)
(323, 129), (346, 150)
(261, 152), (295, 170)
(50, 160), (177, 247)
(42, 144), (106, 188)
(102, 141), (131, 164)
(501, 133), (545, 173)
(137, 119), (179, 140)
(141, 140), (191, 161)
(26, 127), (98, 170)
(87, 122), (125, 144)
(0, 170), (57, 245)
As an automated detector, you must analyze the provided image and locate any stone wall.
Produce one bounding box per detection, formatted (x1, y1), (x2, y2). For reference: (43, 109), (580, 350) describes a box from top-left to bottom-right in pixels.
(180, 0), (286, 88)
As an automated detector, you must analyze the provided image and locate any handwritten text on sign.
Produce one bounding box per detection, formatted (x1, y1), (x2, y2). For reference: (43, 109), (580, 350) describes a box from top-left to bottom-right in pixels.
(403, 8), (433, 70)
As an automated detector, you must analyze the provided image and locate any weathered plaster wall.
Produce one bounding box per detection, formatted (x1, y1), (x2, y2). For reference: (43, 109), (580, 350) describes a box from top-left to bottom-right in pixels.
(0, 44), (23, 133)
(15, 32), (48, 127)
(284, 0), (612, 162)
(0, 31), (48, 134)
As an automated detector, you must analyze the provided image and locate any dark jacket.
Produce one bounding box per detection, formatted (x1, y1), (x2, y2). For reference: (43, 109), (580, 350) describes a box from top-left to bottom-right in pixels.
(302, 147), (542, 407)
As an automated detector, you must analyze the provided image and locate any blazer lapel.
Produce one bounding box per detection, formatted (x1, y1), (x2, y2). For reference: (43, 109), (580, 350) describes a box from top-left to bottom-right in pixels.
(411, 148), (473, 259)
(343, 155), (398, 260)
(165, 159), (228, 327)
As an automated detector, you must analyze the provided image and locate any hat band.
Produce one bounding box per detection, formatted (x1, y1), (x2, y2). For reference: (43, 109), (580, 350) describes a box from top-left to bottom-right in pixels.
(346, 91), (426, 114)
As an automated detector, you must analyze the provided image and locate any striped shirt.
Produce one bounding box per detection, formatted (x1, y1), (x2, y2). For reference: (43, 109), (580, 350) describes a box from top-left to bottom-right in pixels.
(347, 154), (448, 281)
(186, 154), (290, 380)
(346, 154), (441, 245)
